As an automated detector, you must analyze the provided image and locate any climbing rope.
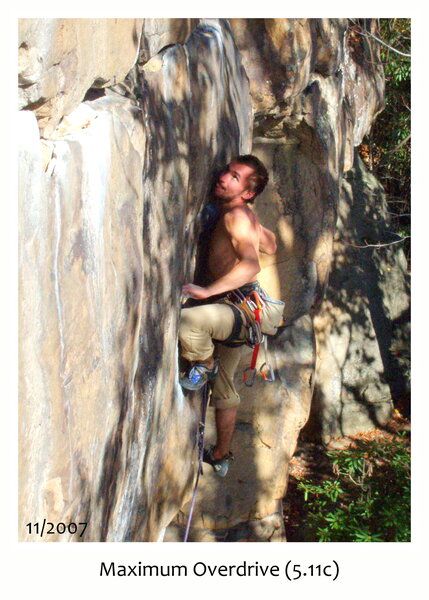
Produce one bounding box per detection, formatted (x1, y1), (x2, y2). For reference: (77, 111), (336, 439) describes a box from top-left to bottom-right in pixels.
(183, 381), (210, 542)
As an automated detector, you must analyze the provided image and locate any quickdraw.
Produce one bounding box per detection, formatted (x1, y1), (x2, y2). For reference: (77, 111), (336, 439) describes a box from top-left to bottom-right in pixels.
(227, 289), (275, 387)
(243, 291), (263, 386)
(259, 336), (275, 383)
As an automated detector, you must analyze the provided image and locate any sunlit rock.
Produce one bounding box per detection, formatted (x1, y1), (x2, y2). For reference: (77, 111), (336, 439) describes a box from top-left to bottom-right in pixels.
(19, 19), (144, 137)
(140, 18), (199, 62)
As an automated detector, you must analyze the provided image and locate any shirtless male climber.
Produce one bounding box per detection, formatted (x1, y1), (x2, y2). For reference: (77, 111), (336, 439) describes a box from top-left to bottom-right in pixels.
(179, 154), (284, 476)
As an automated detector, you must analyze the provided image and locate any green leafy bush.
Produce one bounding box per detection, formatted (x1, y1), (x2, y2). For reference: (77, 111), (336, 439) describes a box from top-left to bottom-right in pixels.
(357, 19), (411, 265)
(297, 436), (410, 542)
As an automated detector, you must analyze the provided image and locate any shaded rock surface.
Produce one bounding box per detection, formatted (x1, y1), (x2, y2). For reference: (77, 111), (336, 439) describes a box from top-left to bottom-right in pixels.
(17, 18), (404, 542)
(310, 154), (410, 442)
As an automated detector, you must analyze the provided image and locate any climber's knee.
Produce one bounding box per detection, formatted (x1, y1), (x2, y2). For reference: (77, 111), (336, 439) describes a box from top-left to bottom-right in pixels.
(179, 307), (215, 362)
(210, 393), (241, 410)
(179, 303), (238, 363)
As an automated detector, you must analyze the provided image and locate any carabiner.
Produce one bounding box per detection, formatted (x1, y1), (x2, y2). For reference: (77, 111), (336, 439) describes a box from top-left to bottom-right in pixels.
(250, 291), (263, 310)
(259, 362), (275, 383)
(243, 367), (257, 387)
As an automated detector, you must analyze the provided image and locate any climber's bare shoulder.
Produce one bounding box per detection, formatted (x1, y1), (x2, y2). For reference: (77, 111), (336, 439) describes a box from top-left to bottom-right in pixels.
(223, 205), (260, 257)
(208, 206), (260, 280)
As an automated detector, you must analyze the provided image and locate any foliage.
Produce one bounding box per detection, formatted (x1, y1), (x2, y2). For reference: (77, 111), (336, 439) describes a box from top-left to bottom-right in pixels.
(297, 436), (411, 542)
(357, 19), (411, 264)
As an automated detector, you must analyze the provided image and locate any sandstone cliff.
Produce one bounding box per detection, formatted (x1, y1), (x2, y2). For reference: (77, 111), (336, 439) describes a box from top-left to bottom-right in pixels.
(19, 18), (408, 542)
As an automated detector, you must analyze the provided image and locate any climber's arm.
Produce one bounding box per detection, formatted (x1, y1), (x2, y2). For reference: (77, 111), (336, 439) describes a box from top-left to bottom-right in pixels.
(183, 209), (260, 300)
(259, 224), (277, 255)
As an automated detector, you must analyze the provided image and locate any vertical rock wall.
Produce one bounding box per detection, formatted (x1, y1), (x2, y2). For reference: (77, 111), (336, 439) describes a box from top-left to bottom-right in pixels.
(19, 18), (252, 542)
(19, 18), (401, 542)
(312, 154), (410, 442)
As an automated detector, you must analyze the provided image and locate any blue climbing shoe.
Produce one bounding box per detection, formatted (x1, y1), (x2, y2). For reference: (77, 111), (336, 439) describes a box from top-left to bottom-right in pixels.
(203, 445), (234, 477)
(179, 361), (218, 391)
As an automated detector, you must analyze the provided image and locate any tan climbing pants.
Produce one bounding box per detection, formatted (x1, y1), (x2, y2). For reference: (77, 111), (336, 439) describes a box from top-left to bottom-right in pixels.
(179, 299), (284, 409)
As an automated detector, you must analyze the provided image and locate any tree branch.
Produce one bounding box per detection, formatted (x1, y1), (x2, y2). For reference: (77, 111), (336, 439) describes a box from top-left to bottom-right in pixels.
(343, 236), (410, 249)
(349, 20), (411, 58)
(386, 133), (411, 155)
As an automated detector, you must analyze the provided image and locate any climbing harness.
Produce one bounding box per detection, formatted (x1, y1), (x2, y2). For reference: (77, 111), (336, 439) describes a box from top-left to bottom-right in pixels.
(183, 381), (210, 542)
(221, 284), (278, 387)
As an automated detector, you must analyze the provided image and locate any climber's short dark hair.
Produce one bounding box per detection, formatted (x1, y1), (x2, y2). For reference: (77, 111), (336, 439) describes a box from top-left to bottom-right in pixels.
(232, 154), (269, 203)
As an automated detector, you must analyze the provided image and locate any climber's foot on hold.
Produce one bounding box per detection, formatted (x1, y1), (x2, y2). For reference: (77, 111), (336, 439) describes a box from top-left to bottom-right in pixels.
(179, 360), (218, 391)
(203, 445), (234, 477)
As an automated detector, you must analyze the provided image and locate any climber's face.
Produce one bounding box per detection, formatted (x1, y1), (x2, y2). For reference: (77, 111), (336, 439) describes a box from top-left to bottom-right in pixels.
(214, 161), (256, 204)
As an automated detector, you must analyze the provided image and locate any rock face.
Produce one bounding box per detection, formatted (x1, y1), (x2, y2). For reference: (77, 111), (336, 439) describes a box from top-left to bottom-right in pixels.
(311, 154), (410, 442)
(19, 18), (252, 542)
(19, 19), (144, 137)
(19, 100), (149, 540)
(18, 18), (405, 542)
